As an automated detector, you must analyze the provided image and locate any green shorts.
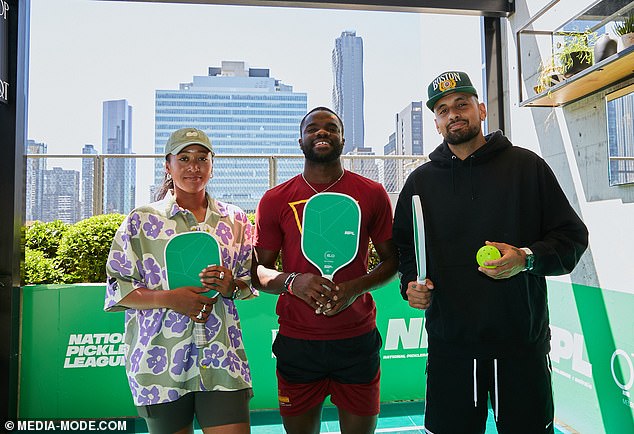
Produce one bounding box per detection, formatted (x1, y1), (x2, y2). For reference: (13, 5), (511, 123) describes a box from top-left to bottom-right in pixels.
(137, 389), (253, 434)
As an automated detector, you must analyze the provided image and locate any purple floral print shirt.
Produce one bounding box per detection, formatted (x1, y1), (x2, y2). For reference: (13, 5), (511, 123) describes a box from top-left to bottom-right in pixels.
(104, 192), (256, 406)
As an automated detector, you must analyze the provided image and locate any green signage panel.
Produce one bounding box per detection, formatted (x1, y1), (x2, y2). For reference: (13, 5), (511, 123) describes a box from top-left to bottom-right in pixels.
(20, 279), (634, 433)
(548, 281), (634, 433)
(20, 284), (135, 418)
(19, 279), (427, 418)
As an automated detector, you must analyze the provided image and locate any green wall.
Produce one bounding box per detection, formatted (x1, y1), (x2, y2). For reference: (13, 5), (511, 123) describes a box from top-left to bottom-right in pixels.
(19, 280), (634, 433)
(19, 279), (427, 419)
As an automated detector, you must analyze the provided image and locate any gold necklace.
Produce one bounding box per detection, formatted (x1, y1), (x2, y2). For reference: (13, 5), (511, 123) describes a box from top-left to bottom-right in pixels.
(301, 170), (345, 194)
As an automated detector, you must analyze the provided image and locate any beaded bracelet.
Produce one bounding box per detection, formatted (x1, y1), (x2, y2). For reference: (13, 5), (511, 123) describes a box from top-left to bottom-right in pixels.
(283, 272), (301, 294)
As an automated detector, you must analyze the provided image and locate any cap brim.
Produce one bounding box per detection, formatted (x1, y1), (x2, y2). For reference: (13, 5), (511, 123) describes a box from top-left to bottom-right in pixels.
(426, 86), (478, 111)
(168, 141), (214, 155)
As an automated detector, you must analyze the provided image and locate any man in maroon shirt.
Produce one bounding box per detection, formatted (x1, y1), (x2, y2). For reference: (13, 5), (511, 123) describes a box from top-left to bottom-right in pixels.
(252, 107), (398, 434)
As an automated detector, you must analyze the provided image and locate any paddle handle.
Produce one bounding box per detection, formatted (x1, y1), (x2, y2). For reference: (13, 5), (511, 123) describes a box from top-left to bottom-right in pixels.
(194, 323), (206, 348)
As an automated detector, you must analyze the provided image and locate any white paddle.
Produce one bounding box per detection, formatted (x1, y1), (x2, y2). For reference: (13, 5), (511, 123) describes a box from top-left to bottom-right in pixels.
(412, 195), (427, 284)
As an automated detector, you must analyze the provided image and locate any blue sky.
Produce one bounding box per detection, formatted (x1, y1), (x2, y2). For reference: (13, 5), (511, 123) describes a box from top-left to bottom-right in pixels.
(28, 0), (483, 156)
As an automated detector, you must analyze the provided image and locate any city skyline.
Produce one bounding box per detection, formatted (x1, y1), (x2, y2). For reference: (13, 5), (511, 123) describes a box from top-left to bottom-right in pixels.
(27, 0), (483, 157)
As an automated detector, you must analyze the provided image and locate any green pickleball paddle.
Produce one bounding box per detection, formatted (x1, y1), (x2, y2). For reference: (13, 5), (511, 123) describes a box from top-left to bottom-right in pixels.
(165, 231), (221, 298)
(301, 192), (361, 280)
(165, 231), (223, 348)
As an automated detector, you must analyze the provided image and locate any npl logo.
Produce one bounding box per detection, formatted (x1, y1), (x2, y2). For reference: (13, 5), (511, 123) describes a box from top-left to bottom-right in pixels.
(384, 317), (427, 350)
(611, 349), (634, 396)
(550, 325), (592, 377)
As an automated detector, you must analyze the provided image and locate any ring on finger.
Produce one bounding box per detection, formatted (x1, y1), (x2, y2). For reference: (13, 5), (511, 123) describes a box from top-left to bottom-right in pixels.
(196, 311), (204, 320)
(201, 304), (207, 313)
(219, 271), (225, 280)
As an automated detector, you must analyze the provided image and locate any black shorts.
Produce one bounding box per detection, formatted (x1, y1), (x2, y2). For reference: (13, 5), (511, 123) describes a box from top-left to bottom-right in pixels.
(424, 353), (554, 434)
(137, 389), (252, 434)
(273, 329), (382, 416)
(273, 328), (381, 384)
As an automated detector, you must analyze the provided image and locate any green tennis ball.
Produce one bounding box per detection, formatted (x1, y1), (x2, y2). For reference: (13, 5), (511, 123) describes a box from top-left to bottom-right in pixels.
(476, 245), (501, 268)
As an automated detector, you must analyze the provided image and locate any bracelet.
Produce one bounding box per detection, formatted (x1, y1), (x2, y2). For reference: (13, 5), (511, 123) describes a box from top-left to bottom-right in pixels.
(283, 272), (301, 294)
(223, 282), (240, 300)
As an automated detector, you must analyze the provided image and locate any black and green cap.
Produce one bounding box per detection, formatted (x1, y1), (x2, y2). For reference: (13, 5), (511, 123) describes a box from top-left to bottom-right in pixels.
(426, 71), (478, 111)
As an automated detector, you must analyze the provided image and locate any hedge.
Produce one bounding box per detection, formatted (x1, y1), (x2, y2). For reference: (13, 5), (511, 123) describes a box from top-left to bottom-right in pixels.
(24, 213), (381, 284)
(24, 214), (125, 285)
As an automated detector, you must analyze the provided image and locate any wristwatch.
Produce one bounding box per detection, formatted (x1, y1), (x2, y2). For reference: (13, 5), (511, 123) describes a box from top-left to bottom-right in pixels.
(520, 247), (535, 271)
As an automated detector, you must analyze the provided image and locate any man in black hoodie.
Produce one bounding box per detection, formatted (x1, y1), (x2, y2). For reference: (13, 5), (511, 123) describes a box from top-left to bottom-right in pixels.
(392, 71), (588, 434)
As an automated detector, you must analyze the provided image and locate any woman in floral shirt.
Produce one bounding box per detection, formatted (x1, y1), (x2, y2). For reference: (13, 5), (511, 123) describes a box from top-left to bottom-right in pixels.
(105, 128), (256, 434)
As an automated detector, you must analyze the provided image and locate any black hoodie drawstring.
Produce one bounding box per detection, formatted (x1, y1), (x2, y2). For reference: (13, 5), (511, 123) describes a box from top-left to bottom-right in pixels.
(469, 155), (476, 200)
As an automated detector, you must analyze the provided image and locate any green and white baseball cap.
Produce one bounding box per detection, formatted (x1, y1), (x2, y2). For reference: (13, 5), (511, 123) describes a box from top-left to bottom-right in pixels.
(426, 71), (479, 111)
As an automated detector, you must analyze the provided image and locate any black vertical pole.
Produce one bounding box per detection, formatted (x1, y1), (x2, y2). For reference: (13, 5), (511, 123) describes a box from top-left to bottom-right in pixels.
(0, 0), (29, 422)
(482, 16), (507, 134)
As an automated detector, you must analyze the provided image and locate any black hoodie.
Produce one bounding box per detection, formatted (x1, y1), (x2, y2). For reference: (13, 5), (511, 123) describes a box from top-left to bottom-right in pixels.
(392, 131), (588, 359)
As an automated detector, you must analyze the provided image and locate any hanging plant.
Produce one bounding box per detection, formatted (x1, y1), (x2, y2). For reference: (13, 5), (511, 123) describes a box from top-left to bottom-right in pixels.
(556, 30), (598, 78)
(534, 57), (564, 94)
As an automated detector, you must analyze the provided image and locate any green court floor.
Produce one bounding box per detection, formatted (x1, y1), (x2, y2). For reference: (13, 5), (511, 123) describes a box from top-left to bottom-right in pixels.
(246, 401), (572, 434)
(134, 400), (573, 433)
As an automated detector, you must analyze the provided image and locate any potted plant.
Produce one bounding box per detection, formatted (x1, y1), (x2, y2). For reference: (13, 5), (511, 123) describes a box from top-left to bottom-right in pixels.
(534, 57), (564, 94)
(556, 30), (598, 78)
(614, 14), (634, 50)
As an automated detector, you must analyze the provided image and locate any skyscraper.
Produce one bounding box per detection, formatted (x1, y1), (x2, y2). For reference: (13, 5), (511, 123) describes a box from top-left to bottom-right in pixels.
(332, 30), (365, 154)
(384, 102), (425, 193)
(42, 167), (80, 224)
(25, 140), (47, 222)
(346, 146), (379, 182)
(102, 99), (135, 214)
(396, 101), (424, 156)
(81, 144), (98, 220)
(383, 133), (397, 192)
(154, 61), (307, 212)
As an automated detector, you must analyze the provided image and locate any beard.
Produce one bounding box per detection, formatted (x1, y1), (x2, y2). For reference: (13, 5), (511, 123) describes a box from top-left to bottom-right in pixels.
(443, 121), (481, 145)
(302, 140), (343, 163)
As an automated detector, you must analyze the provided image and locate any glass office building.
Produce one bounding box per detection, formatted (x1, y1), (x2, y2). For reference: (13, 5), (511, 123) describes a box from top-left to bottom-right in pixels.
(102, 99), (136, 214)
(26, 140), (47, 222)
(81, 144), (98, 220)
(42, 167), (80, 224)
(154, 61), (307, 212)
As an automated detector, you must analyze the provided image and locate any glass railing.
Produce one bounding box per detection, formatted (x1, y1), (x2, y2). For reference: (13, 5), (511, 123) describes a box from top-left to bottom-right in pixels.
(25, 154), (428, 222)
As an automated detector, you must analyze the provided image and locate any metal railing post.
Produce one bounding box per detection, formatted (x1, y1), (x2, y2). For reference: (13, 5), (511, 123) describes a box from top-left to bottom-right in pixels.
(269, 156), (277, 188)
(94, 155), (104, 216)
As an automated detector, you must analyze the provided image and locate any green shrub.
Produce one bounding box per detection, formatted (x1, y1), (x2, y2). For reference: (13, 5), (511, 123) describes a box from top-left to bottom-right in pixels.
(57, 214), (125, 283)
(24, 212), (384, 285)
(25, 220), (69, 258)
(24, 248), (64, 284)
